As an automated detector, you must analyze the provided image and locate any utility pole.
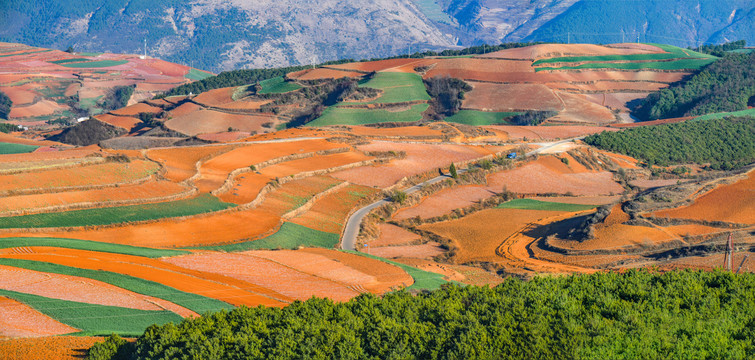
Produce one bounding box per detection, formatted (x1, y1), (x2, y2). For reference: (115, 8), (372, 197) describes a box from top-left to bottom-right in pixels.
(725, 233), (733, 272)
(567, 32), (570, 44)
(736, 254), (749, 274)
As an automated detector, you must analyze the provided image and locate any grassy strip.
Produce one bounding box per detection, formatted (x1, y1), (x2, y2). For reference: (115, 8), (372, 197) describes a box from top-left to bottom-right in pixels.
(497, 198), (597, 212)
(0, 50), (51, 58)
(342, 250), (449, 291)
(308, 103), (428, 126)
(693, 108), (755, 121)
(49, 58), (93, 64)
(57, 60), (129, 68)
(0, 259), (233, 314)
(444, 110), (521, 126)
(0, 194), (235, 229)
(535, 58), (716, 72)
(354, 72), (431, 104)
(0, 237), (187, 258)
(185, 68), (214, 81)
(0, 289), (182, 336)
(533, 44), (715, 65)
(194, 222), (339, 252)
(0, 142), (39, 154)
(258, 76), (302, 94)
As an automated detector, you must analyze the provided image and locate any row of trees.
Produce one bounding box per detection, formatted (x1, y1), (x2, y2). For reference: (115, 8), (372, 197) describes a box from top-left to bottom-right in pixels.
(90, 270), (755, 359)
(0, 90), (11, 119)
(633, 51), (755, 120)
(694, 40), (747, 57)
(584, 117), (755, 170)
(423, 76), (472, 119)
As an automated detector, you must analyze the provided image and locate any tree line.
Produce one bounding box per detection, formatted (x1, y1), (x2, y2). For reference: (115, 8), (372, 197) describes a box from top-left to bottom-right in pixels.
(89, 269), (755, 359)
(0, 90), (11, 120)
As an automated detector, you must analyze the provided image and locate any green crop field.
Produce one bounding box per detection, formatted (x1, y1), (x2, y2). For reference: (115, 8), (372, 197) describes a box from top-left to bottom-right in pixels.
(185, 68), (214, 81)
(343, 250), (450, 291)
(535, 58), (716, 72)
(533, 44), (715, 66)
(0, 194), (235, 229)
(258, 76), (302, 94)
(0, 259), (233, 314)
(444, 110), (522, 126)
(57, 60), (129, 68)
(0, 237), (188, 258)
(0, 142), (39, 154)
(0, 289), (182, 336)
(497, 198), (598, 212)
(694, 108), (755, 121)
(354, 72), (430, 104)
(49, 58), (94, 64)
(196, 222), (339, 252)
(307, 103), (428, 126)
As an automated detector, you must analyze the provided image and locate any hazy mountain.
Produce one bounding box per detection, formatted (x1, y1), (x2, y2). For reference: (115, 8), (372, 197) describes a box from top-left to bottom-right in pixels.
(1, 0), (752, 71)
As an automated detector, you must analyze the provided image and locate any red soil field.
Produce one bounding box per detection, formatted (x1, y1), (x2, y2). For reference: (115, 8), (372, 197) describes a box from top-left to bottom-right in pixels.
(331, 141), (495, 188)
(0, 297), (78, 337)
(582, 93), (648, 112)
(549, 92), (617, 124)
(217, 173), (271, 204)
(192, 87), (235, 107)
(242, 127), (331, 141)
(396, 258), (504, 286)
(394, 186), (494, 221)
(370, 242), (446, 259)
(0, 265), (194, 315)
(167, 102), (202, 117)
(659, 252), (755, 273)
(93, 114), (141, 131)
(288, 68), (365, 80)
(345, 125), (444, 138)
(2, 87), (37, 105)
(218, 99), (272, 111)
(301, 248), (414, 292)
(371, 224), (421, 247)
(611, 116), (693, 128)
(486, 156), (624, 196)
(546, 81), (667, 93)
(0, 160), (158, 193)
(196, 139), (343, 192)
(483, 43), (662, 61)
(0, 180), (187, 214)
(197, 131), (248, 142)
(9, 100), (65, 118)
(0, 336), (105, 360)
(163, 252), (360, 302)
(654, 171), (755, 225)
(484, 125), (617, 140)
(146, 59), (192, 77)
(329, 58), (426, 72)
(109, 103), (162, 116)
(290, 183), (378, 233)
(0, 148), (94, 163)
(0, 248), (290, 307)
(259, 151), (372, 178)
(147, 144), (236, 183)
(531, 195), (621, 205)
(165, 109), (276, 136)
(254, 176), (342, 216)
(462, 82), (562, 112)
(421, 208), (562, 263)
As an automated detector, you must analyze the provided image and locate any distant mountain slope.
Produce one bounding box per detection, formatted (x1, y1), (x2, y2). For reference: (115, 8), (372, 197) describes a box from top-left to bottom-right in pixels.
(0, 0), (752, 71)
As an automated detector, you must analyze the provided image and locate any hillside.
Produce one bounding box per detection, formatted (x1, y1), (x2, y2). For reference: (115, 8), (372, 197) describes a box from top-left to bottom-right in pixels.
(1, 0), (752, 71)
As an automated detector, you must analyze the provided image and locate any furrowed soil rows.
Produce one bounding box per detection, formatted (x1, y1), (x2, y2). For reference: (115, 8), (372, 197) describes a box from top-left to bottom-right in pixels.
(0, 149), (94, 164)
(288, 68), (365, 80)
(393, 186), (495, 221)
(110, 103), (162, 116)
(290, 183), (377, 233)
(0, 160), (158, 193)
(653, 171), (755, 225)
(192, 87), (234, 107)
(255, 176), (342, 216)
(147, 144), (236, 182)
(345, 125), (444, 138)
(0, 248), (289, 307)
(93, 114), (141, 131)
(329, 58), (425, 72)
(165, 110), (276, 136)
(0, 336), (104, 360)
(0, 296), (78, 337)
(462, 83), (562, 112)
(163, 252), (360, 301)
(371, 224), (422, 247)
(483, 43), (662, 60)
(259, 151), (372, 178)
(370, 243), (446, 259)
(484, 125), (617, 140)
(331, 142), (495, 187)
(301, 248), (414, 292)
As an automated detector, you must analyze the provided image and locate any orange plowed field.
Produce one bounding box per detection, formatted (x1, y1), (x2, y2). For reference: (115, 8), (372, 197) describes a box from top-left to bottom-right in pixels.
(290, 183), (378, 233)
(329, 58), (425, 72)
(0, 160), (158, 193)
(218, 99), (272, 111)
(549, 92), (617, 124)
(421, 208), (562, 263)
(0, 265), (193, 315)
(546, 81), (667, 93)
(93, 114), (141, 131)
(0, 297), (78, 337)
(301, 248), (414, 291)
(110, 103), (162, 116)
(660, 252), (755, 273)
(331, 142), (494, 188)
(147, 144), (236, 182)
(0, 133), (66, 147)
(165, 110), (276, 136)
(371, 224), (421, 247)
(196, 139), (343, 192)
(394, 186), (494, 220)
(197, 131), (248, 142)
(531, 195), (620, 205)
(370, 243), (446, 259)
(345, 125), (444, 138)
(259, 151), (371, 178)
(162, 252), (360, 301)
(483, 43), (661, 60)
(255, 176), (342, 215)
(462, 83), (562, 111)
(654, 171), (755, 224)
(192, 87), (234, 107)
(168, 102), (202, 117)
(9, 100), (65, 118)
(217, 173), (271, 204)
(484, 125), (617, 140)
(0, 336), (105, 360)
(0, 180), (187, 214)
(0, 248), (289, 307)
(2, 86), (37, 104)
(288, 68), (365, 80)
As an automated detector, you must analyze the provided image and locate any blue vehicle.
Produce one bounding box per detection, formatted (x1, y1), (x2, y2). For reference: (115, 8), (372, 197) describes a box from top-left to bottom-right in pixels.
(507, 152), (517, 159)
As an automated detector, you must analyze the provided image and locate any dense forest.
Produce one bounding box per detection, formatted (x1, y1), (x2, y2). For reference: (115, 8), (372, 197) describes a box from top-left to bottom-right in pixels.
(584, 117), (755, 170)
(633, 52), (755, 120)
(100, 85), (134, 111)
(424, 76), (472, 119)
(89, 270), (755, 359)
(0, 90), (11, 119)
(694, 40), (747, 57)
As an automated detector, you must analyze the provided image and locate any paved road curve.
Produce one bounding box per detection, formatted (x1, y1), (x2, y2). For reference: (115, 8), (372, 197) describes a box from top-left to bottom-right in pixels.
(339, 137), (583, 251)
